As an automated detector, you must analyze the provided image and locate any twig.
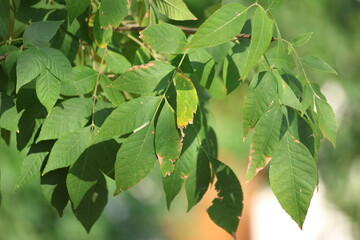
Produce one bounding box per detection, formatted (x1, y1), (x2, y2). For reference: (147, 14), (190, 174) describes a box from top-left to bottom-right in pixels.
(112, 24), (277, 42)
(0, 53), (8, 62)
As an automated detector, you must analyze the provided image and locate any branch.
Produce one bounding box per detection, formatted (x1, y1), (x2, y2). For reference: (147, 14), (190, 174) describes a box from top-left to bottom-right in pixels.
(0, 53), (8, 63)
(112, 24), (277, 42)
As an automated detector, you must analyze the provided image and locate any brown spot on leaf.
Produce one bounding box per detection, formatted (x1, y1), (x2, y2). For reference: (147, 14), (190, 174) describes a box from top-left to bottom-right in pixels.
(128, 61), (154, 71)
(290, 135), (300, 143)
(156, 154), (164, 165)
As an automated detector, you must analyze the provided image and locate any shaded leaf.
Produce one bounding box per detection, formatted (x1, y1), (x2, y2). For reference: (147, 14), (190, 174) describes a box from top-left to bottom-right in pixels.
(61, 66), (98, 96)
(99, 0), (128, 27)
(17, 104), (47, 150)
(141, 23), (187, 54)
(281, 80), (302, 111)
(301, 56), (337, 75)
(36, 69), (61, 114)
(23, 21), (64, 47)
(0, 93), (19, 131)
(155, 100), (182, 176)
(41, 168), (70, 217)
(175, 73), (198, 128)
(72, 174), (108, 233)
(65, 0), (90, 23)
(269, 132), (317, 228)
(44, 127), (92, 174)
(242, 8), (274, 79)
(207, 160), (243, 235)
(114, 122), (157, 194)
(37, 98), (93, 142)
(0, 0), (10, 40)
(247, 107), (287, 181)
(315, 97), (337, 147)
(187, 3), (247, 48)
(95, 96), (161, 141)
(153, 0), (197, 21)
(111, 61), (175, 94)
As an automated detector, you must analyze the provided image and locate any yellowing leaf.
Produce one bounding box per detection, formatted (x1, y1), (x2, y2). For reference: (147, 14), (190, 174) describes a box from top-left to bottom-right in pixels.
(175, 73), (198, 128)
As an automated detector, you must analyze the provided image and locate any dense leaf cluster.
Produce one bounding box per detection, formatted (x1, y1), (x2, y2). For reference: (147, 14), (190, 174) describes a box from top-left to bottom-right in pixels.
(0, 0), (337, 236)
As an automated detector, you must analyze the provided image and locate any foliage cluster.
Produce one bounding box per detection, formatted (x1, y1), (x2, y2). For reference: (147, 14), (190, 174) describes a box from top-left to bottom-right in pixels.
(0, 0), (338, 235)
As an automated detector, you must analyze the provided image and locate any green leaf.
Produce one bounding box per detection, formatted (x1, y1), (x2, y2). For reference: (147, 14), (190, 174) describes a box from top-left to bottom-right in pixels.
(23, 21), (64, 47)
(281, 80), (302, 111)
(267, 0), (283, 10)
(95, 96), (161, 141)
(291, 32), (313, 47)
(188, 48), (216, 89)
(163, 115), (210, 210)
(37, 98), (93, 142)
(39, 47), (72, 82)
(207, 160), (243, 235)
(67, 151), (100, 209)
(141, 23), (187, 54)
(65, 0), (90, 23)
(17, 104), (47, 150)
(36, 69), (61, 114)
(93, 11), (113, 48)
(269, 132), (317, 228)
(242, 8), (273, 79)
(61, 66), (98, 96)
(100, 75), (125, 106)
(99, 0), (128, 27)
(315, 97), (337, 147)
(175, 73), (198, 128)
(16, 142), (52, 191)
(41, 168), (70, 217)
(301, 56), (337, 75)
(44, 127), (92, 174)
(3, 49), (21, 79)
(105, 51), (131, 74)
(0, 0), (10, 40)
(114, 122), (157, 194)
(0, 93), (19, 131)
(187, 3), (247, 48)
(222, 42), (249, 93)
(16, 48), (43, 92)
(242, 72), (278, 136)
(247, 107), (287, 181)
(72, 174), (107, 233)
(155, 100), (182, 176)
(301, 84), (314, 113)
(111, 61), (175, 95)
(153, 0), (197, 21)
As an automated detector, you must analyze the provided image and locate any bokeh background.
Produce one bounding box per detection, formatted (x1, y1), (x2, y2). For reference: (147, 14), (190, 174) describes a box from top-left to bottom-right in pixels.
(1, 0), (359, 239)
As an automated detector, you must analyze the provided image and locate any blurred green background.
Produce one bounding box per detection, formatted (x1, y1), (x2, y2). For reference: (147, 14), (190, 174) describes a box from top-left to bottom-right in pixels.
(1, 0), (359, 239)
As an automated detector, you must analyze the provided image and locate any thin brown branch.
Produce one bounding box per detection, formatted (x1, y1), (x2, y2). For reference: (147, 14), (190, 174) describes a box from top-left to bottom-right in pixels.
(112, 24), (277, 42)
(0, 53), (8, 62)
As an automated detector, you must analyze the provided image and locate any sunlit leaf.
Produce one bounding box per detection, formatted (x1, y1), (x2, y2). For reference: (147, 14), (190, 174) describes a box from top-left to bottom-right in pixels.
(16, 48), (43, 92)
(175, 73), (198, 128)
(270, 132), (317, 228)
(111, 61), (175, 94)
(242, 8), (274, 79)
(36, 69), (61, 114)
(247, 107), (287, 181)
(155, 100), (182, 176)
(301, 56), (337, 75)
(114, 122), (157, 194)
(315, 97), (337, 147)
(105, 51), (131, 74)
(99, 0), (127, 27)
(61, 66), (97, 96)
(187, 3), (247, 48)
(141, 23), (187, 54)
(291, 32), (313, 47)
(153, 0), (197, 21)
